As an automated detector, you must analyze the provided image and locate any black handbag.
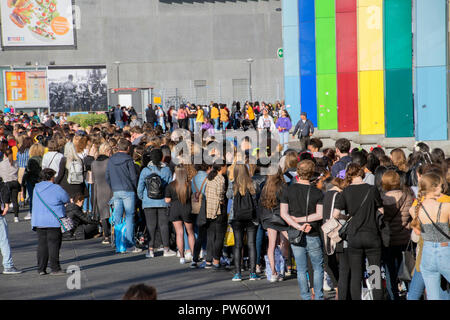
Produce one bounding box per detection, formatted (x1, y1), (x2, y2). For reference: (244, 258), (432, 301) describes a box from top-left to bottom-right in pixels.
(338, 188), (370, 241)
(397, 240), (416, 282)
(288, 186), (310, 246)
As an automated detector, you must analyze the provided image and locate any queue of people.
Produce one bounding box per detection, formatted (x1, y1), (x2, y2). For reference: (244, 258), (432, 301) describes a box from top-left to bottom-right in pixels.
(0, 107), (448, 301)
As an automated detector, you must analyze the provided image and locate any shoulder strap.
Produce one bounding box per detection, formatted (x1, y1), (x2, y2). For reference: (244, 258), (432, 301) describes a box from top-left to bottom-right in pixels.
(199, 177), (208, 193)
(47, 152), (58, 168)
(305, 185), (311, 222)
(35, 190), (66, 231)
(350, 187), (371, 218)
(329, 192), (338, 220)
(422, 204), (450, 240)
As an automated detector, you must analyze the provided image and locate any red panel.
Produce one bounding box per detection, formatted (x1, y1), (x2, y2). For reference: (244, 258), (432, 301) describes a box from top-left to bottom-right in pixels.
(336, 0), (357, 13)
(337, 72), (359, 132)
(336, 11), (357, 73)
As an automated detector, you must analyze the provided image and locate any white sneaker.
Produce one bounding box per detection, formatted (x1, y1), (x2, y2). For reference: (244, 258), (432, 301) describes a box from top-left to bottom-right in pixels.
(323, 272), (332, 291)
(23, 213), (31, 221)
(145, 250), (154, 258)
(14, 217), (19, 223)
(176, 251), (181, 258)
(269, 274), (278, 283)
(180, 258), (186, 264)
(126, 247), (143, 254)
(163, 249), (177, 257)
(185, 252), (193, 263)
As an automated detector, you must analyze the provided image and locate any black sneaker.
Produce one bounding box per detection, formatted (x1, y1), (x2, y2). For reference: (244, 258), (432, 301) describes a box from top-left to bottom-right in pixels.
(190, 262), (198, 269)
(204, 263), (213, 269)
(39, 271), (47, 276)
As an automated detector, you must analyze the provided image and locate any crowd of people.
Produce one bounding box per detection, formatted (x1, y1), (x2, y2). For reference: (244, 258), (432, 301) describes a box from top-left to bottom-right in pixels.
(0, 104), (449, 301)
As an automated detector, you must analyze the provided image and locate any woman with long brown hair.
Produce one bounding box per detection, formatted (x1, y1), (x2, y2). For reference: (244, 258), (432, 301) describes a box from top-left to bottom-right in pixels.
(17, 136), (33, 212)
(390, 148), (408, 173)
(332, 163), (384, 300)
(260, 168), (289, 282)
(165, 165), (196, 264)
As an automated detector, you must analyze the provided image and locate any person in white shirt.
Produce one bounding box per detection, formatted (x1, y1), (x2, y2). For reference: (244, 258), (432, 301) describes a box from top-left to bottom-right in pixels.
(257, 108), (276, 132)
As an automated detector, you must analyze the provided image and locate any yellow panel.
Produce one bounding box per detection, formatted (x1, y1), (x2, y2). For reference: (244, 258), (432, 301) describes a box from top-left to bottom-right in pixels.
(357, 0), (383, 71)
(358, 71), (385, 135)
(357, 0), (382, 7)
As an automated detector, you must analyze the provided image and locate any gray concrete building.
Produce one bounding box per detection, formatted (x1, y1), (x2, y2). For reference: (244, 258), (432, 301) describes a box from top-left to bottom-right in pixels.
(0, 0), (284, 110)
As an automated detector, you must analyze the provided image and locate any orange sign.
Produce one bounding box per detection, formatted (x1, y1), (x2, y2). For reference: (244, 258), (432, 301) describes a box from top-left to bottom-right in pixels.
(6, 72), (27, 102)
(51, 16), (70, 36)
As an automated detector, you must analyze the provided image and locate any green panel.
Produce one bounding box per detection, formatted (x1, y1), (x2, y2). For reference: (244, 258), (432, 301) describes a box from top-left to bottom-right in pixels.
(315, 0), (335, 18)
(317, 73), (338, 130)
(385, 69), (414, 137)
(384, 0), (412, 69)
(315, 17), (337, 75)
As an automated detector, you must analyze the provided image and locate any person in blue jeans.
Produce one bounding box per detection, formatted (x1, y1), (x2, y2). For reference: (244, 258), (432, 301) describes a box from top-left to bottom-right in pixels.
(106, 138), (139, 253)
(275, 110), (292, 154)
(280, 160), (324, 300)
(409, 172), (450, 300)
(0, 184), (21, 275)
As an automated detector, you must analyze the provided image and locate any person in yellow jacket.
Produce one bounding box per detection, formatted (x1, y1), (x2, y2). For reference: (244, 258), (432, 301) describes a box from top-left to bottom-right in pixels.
(246, 103), (256, 129)
(219, 105), (229, 131)
(210, 103), (220, 130)
(195, 105), (204, 133)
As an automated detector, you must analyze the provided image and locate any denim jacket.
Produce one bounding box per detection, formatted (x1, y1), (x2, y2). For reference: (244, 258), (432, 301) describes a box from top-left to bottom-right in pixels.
(137, 163), (173, 208)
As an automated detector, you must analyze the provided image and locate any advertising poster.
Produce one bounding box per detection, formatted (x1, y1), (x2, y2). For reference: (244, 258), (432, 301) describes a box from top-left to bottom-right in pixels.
(47, 67), (108, 112)
(0, 0), (75, 47)
(4, 70), (48, 108)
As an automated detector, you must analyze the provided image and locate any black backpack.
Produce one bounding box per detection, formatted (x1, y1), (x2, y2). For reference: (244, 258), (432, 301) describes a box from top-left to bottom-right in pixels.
(233, 191), (256, 221)
(145, 173), (165, 199)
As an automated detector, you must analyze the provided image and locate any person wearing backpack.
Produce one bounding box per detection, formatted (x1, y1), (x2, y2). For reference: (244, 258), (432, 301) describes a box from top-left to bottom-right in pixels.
(230, 164), (261, 281)
(60, 141), (86, 200)
(106, 138), (139, 253)
(137, 148), (174, 258)
(280, 160), (325, 300)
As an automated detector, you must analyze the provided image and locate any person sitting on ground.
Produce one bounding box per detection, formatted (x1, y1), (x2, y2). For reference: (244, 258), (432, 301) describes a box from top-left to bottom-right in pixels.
(63, 193), (100, 241)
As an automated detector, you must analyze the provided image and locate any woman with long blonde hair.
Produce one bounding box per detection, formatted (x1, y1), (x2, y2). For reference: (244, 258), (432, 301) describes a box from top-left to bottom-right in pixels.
(409, 172), (450, 300)
(390, 148), (408, 172)
(165, 165), (196, 264)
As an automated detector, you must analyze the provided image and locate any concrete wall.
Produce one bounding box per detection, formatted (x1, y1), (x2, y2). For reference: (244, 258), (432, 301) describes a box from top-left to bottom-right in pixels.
(0, 0), (284, 108)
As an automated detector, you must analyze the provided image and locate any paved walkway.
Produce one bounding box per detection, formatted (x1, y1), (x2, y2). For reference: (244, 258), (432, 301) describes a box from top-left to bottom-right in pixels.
(1, 208), (337, 300)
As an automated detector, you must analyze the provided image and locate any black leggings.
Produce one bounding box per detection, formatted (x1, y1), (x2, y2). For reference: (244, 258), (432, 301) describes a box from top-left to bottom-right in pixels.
(102, 218), (111, 239)
(206, 214), (228, 261)
(231, 220), (258, 274)
(6, 181), (20, 218)
(348, 233), (383, 300)
(36, 227), (62, 273)
(144, 208), (170, 249)
(337, 249), (352, 300)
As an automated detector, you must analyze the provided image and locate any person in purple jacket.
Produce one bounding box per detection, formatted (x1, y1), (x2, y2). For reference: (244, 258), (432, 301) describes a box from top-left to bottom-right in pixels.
(275, 110), (292, 154)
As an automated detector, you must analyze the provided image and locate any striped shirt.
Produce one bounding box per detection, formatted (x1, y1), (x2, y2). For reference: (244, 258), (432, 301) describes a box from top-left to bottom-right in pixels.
(17, 149), (30, 168)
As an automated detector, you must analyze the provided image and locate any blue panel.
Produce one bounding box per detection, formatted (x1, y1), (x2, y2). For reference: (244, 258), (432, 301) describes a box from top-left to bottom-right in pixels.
(415, 0), (446, 67)
(282, 0), (299, 27)
(285, 76), (302, 126)
(283, 26), (300, 77)
(299, 0), (315, 23)
(415, 66), (447, 141)
(300, 74), (318, 126)
(299, 21), (316, 76)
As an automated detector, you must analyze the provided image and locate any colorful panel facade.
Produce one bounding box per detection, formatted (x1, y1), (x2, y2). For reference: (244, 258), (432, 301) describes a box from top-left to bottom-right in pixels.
(384, 0), (413, 137)
(299, 0), (317, 126)
(414, 0), (447, 141)
(315, 0), (337, 130)
(336, 0), (358, 132)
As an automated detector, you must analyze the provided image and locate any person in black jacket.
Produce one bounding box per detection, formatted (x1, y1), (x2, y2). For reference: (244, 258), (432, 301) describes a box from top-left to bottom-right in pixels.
(63, 194), (99, 241)
(145, 104), (156, 128)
